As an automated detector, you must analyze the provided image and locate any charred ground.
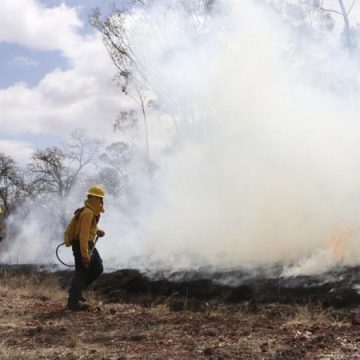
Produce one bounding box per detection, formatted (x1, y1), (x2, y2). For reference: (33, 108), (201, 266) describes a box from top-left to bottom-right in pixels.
(1, 265), (360, 359)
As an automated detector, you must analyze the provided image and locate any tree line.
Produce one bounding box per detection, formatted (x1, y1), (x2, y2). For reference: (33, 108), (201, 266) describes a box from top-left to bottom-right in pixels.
(0, 129), (143, 240)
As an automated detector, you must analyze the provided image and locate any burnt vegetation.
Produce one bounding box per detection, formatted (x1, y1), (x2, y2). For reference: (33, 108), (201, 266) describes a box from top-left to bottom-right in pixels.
(2, 265), (360, 359)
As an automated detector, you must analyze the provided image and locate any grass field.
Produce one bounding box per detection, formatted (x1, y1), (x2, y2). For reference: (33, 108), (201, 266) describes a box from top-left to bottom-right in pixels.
(1, 270), (360, 359)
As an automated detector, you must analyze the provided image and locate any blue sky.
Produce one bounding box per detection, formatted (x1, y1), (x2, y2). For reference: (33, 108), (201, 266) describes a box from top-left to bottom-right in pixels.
(0, 0), (130, 162)
(0, 0), (123, 87)
(0, 44), (67, 88)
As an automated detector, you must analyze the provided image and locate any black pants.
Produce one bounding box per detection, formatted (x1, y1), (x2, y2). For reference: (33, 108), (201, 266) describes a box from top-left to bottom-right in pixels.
(67, 239), (103, 308)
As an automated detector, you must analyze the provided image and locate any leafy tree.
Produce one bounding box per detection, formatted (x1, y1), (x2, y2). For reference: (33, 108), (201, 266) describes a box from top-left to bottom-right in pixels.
(91, 1), (214, 176)
(95, 141), (133, 197)
(318, 0), (358, 50)
(90, 7), (152, 171)
(113, 110), (139, 142)
(269, 0), (359, 51)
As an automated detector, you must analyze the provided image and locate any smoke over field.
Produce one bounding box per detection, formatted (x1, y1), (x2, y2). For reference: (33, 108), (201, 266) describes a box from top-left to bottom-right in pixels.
(3, 0), (360, 275)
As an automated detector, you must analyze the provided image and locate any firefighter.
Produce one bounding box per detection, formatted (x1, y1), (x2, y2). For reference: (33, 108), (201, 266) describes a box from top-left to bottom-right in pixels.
(67, 185), (106, 311)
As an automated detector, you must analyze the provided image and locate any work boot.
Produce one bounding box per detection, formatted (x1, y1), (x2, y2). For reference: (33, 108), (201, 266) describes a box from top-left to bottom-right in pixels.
(68, 289), (86, 302)
(67, 303), (91, 312)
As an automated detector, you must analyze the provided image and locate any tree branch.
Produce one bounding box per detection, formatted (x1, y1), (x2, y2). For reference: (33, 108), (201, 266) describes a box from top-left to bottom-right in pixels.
(319, 7), (342, 15)
(347, 0), (358, 15)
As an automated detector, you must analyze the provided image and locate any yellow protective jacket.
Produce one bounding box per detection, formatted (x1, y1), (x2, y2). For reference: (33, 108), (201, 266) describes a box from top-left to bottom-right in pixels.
(74, 197), (104, 260)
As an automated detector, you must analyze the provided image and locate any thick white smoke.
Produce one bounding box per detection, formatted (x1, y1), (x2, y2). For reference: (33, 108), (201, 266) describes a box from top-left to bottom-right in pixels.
(104, 0), (360, 272)
(3, 0), (360, 275)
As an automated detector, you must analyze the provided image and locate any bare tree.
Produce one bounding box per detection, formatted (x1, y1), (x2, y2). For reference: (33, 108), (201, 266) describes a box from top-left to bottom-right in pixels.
(0, 154), (27, 215)
(28, 147), (68, 197)
(67, 129), (103, 190)
(28, 130), (101, 198)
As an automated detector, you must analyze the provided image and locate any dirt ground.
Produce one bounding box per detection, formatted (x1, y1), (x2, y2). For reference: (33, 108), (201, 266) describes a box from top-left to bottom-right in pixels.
(1, 272), (360, 359)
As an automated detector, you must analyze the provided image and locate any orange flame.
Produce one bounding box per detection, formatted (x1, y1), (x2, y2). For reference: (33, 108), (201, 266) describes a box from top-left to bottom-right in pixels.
(330, 230), (350, 262)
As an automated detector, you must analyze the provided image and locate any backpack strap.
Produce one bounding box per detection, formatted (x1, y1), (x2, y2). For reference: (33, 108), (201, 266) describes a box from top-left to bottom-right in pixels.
(74, 207), (85, 218)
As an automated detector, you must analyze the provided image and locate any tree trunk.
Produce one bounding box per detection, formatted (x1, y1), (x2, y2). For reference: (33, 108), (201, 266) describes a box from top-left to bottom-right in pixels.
(139, 96), (152, 178)
(338, 0), (353, 51)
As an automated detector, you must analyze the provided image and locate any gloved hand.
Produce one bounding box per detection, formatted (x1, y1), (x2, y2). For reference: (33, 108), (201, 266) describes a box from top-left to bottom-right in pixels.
(82, 256), (90, 267)
(96, 229), (105, 238)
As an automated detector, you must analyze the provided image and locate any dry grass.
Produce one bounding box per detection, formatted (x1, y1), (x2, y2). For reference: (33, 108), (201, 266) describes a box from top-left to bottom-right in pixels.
(0, 271), (63, 298)
(0, 269), (101, 304)
(287, 304), (332, 326)
(0, 270), (359, 359)
(285, 304), (351, 329)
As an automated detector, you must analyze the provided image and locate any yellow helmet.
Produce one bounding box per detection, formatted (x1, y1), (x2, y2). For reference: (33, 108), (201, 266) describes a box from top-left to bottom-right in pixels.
(87, 184), (105, 198)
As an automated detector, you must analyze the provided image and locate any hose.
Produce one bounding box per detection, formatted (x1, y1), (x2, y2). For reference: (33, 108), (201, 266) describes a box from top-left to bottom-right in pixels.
(55, 235), (99, 268)
(56, 243), (74, 268)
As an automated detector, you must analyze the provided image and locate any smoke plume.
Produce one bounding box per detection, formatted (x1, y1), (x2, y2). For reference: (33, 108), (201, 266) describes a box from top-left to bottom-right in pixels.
(3, 0), (360, 275)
